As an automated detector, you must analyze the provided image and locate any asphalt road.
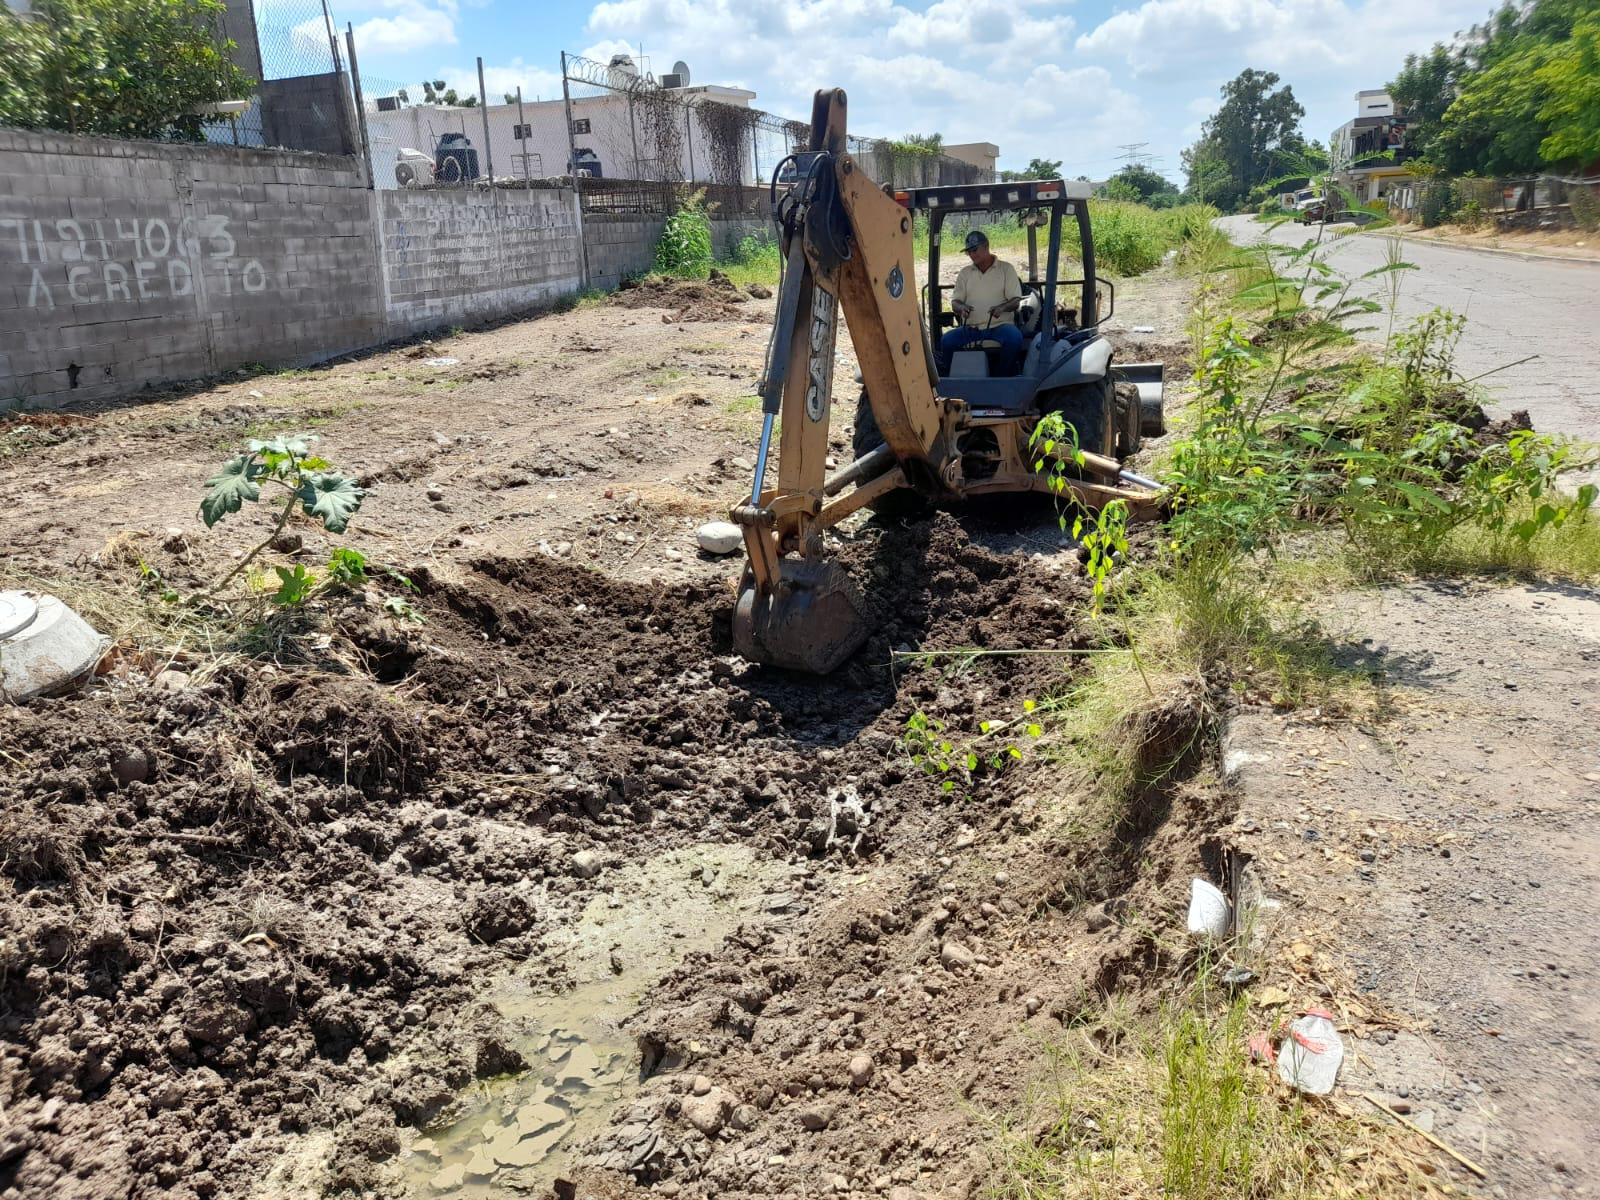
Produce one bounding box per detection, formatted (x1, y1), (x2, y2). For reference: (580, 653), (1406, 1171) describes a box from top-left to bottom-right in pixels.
(1216, 214), (1600, 442)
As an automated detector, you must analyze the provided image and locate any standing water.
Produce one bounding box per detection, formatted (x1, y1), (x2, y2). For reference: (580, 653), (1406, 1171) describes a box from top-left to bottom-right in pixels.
(402, 843), (788, 1195)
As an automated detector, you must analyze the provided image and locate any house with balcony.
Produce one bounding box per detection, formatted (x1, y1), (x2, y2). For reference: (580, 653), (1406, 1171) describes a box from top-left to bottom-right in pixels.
(1330, 89), (1417, 204)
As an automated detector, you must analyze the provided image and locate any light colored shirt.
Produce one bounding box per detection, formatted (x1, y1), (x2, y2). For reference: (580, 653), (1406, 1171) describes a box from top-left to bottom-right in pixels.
(952, 258), (1022, 329)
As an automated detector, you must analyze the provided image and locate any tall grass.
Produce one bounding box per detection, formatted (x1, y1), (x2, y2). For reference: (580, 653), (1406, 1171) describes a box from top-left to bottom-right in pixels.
(985, 984), (1436, 1200)
(710, 198), (1219, 290)
(716, 232), (780, 289)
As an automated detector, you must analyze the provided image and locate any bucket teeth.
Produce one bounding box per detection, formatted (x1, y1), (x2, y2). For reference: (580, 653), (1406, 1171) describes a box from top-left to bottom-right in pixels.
(732, 560), (868, 675)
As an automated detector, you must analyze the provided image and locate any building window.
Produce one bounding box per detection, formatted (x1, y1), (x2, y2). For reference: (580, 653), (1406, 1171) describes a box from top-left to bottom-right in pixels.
(513, 123), (531, 140)
(570, 118), (592, 135)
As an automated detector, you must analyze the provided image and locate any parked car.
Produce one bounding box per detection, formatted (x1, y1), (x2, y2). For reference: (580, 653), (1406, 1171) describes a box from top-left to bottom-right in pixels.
(1296, 196), (1327, 225)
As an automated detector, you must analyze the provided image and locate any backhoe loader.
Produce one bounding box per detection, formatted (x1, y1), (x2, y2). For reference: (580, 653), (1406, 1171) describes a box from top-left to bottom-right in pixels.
(730, 88), (1168, 674)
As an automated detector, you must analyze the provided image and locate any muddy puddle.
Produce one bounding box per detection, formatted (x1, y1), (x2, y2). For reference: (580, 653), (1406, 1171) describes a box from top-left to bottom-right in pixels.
(400, 844), (791, 1195)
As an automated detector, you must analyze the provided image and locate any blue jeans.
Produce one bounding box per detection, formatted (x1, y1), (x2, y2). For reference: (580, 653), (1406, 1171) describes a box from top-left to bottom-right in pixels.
(939, 322), (1023, 375)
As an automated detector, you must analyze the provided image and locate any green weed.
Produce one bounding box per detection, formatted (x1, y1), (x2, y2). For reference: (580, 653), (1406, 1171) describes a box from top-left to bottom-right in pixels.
(654, 190), (713, 277)
(985, 984), (1437, 1200)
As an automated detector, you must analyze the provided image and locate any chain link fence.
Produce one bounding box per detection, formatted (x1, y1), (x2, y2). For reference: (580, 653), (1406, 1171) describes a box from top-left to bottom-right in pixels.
(210, 0), (357, 155)
(343, 47), (994, 205)
(556, 52), (991, 216)
(0, 0), (357, 156)
(1391, 174), (1600, 232)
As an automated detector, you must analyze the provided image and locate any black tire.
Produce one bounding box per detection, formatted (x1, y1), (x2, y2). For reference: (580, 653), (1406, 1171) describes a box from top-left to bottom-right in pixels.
(852, 390), (929, 519)
(1040, 378), (1114, 460)
(1114, 381), (1142, 459)
(1139, 391), (1167, 438)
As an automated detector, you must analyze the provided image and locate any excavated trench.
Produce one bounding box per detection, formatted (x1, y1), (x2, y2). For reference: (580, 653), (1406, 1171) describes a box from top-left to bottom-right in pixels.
(0, 510), (1221, 1199)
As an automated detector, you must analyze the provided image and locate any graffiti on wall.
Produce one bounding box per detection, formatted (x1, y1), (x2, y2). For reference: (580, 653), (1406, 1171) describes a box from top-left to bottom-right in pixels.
(2, 214), (268, 310)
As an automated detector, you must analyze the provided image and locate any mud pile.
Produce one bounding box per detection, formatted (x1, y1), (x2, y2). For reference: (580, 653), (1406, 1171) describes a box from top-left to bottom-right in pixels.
(0, 513), (1216, 1199)
(611, 272), (768, 323)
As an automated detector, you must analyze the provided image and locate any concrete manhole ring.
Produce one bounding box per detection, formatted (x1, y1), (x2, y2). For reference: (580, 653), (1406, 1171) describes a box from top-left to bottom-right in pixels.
(0, 589), (108, 703)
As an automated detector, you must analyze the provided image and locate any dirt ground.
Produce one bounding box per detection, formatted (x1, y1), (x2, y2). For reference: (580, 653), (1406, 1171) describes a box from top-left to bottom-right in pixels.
(1226, 583), (1600, 1199)
(1, 266), (1217, 1200)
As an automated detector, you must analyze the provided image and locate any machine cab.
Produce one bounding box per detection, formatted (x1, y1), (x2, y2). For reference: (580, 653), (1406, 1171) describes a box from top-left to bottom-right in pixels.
(895, 179), (1112, 416)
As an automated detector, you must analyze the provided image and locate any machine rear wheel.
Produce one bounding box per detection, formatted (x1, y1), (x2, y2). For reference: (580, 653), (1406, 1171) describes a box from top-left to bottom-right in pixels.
(1039, 378), (1114, 460)
(1114, 381), (1142, 458)
(852, 390), (930, 518)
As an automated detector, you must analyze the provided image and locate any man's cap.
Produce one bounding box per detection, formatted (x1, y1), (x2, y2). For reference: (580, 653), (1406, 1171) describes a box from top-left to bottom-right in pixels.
(963, 230), (989, 252)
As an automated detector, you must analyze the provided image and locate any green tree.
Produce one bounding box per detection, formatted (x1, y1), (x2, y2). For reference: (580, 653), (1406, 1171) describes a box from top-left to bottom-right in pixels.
(1104, 163), (1181, 206)
(1537, 9), (1600, 165)
(1001, 155), (1064, 181)
(1435, 41), (1559, 175)
(1181, 142), (1233, 207)
(0, 0), (252, 139)
(1181, 69), (1307, 211)
(421, 80), (466, 106)
(1389, 0), (1585, 174)
(891, 132), (944, 155)
(1390, 44), (1460, 164)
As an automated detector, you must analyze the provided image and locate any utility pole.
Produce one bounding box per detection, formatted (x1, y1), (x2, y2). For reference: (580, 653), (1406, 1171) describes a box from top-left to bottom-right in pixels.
(476, 57), (494, 181)
(516, 86), (528, 189)
(560, 51), (590, 288)
(1115, 142), (1154, 170)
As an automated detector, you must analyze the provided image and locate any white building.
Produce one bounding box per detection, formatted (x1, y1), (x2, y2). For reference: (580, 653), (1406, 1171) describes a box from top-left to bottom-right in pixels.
(944, 142), (1000, 179)
(362, 83), (759, 190)
(1330, 89), (1415, 204)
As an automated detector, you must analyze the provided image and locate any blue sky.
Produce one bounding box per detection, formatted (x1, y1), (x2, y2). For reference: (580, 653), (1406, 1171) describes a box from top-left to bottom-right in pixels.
(295, 0), (1495, 184)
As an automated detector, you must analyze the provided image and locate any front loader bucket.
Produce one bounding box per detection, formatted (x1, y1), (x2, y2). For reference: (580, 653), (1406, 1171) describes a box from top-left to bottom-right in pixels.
(1115, 361), (1167, 437)
(733, 559), (869, 675)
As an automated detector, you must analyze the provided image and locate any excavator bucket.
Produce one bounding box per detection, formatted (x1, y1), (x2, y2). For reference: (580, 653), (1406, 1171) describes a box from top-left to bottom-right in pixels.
(732, 559), (870, 675)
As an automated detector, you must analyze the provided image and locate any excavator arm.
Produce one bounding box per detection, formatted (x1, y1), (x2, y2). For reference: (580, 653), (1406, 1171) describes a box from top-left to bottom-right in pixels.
(730, 88), (949, 673)
(730, 88), (1163, 674)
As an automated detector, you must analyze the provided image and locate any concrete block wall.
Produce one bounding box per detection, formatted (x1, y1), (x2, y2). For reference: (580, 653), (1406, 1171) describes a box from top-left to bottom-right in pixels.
(0, 127), (383, 410)
(379, 187), (581, 335)
(711, 216), (771, 258)
(581, 214), (669, 292)
(581, 214), (773, 290)
(0, 126), (776, 411)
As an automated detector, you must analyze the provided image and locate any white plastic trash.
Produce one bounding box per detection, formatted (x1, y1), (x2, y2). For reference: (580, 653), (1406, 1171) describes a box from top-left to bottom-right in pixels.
(1277, 1008), (1344, 1095)
(0, 590), (107, 703)
(1186, 877), (1231, 938)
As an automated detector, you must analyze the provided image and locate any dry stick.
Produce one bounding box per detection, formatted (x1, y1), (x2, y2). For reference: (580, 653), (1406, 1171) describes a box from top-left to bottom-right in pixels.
(890, 647), (1116, 659)
(1459, 353), (1540, 385)
(1361, 1091), (1487, 1179)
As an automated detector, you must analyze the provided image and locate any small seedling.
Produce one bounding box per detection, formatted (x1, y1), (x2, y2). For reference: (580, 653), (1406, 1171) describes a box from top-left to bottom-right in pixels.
(271, 564), (315, 606)
(1028, 410), (1085, 509)
(383, 595), (423, 623)
(136, 559), (180, 604)
(326, 547), (369, 588)
(1029, 412), (1129, 603)
(902, 703), (1040, 800)
(1074, 499), (1130, 609)
(201, 435), (364, 593)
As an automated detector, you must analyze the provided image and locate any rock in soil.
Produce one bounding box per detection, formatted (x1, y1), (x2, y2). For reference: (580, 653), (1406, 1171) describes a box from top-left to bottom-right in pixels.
(695, 520), (744, 556)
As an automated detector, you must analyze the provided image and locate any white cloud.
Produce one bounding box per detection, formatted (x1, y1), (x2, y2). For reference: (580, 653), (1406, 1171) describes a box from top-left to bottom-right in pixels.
(355, 13), (458, 55)
(576, 0), (1130, 176)
(1069, 0), (1491, 173)
(438, 57), (564, 104)
(1075, 0), (1492, 88)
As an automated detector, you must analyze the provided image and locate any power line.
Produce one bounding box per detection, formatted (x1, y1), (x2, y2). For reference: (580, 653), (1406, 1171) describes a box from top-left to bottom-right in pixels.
(1115, 141), (1154, 167)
